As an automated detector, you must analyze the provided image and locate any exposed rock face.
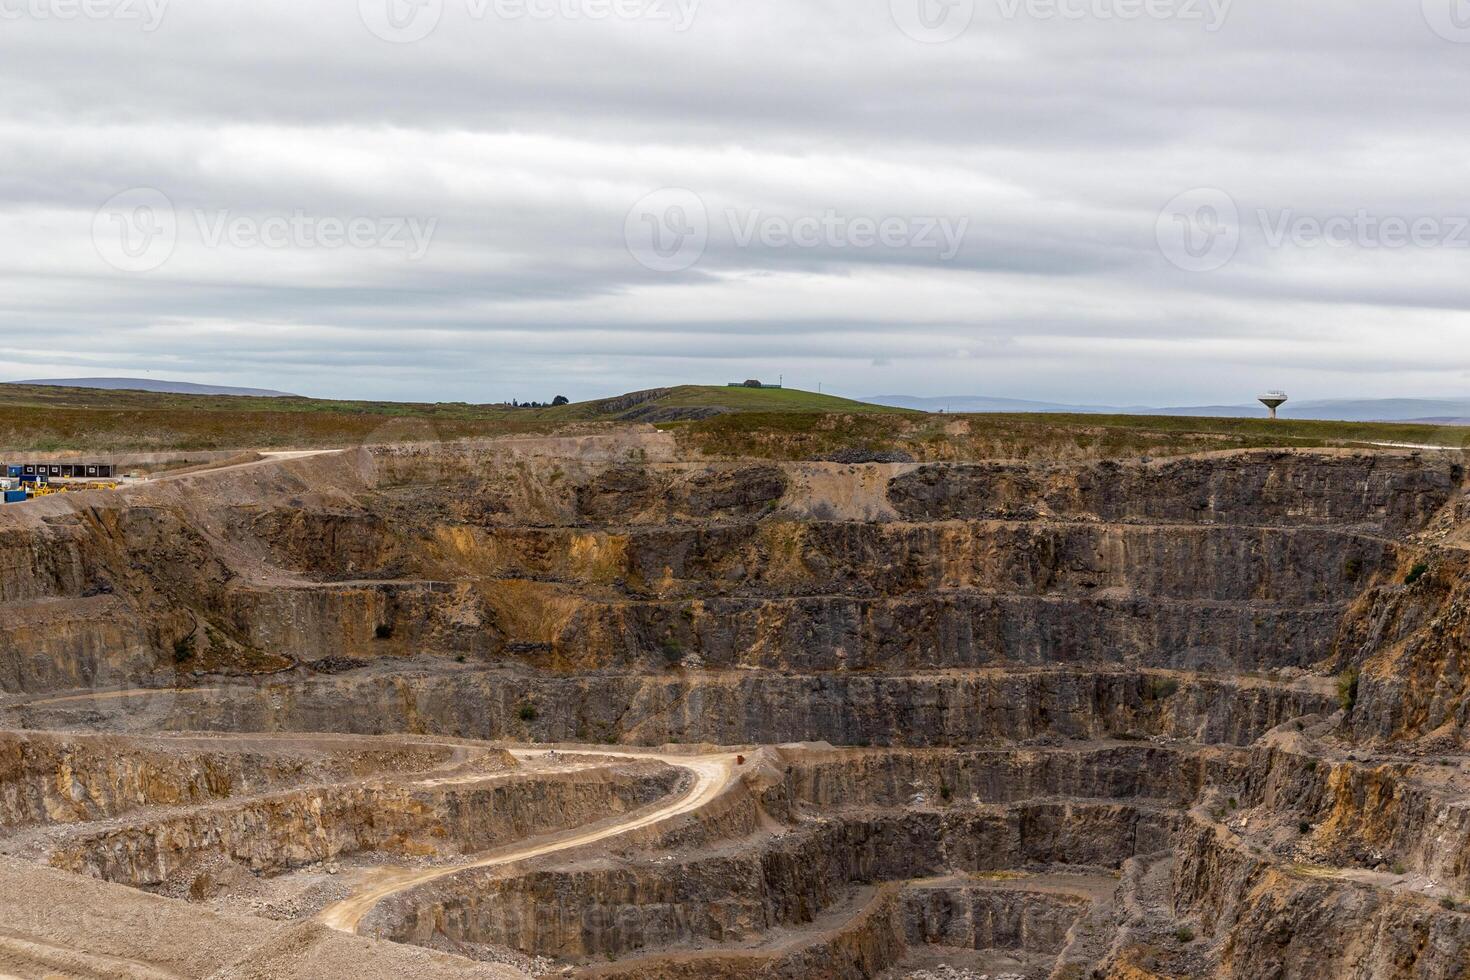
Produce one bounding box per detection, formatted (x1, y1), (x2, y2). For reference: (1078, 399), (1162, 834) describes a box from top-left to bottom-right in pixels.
(14, 666), (1333, 749)
(0, 731), (451, 830)
(427, 520), (1389, 605)
(1335, 550), (1470, 746)
(220, 586), (1346, 674)
(887, 453), (1461, 532)
(235, 506), (410, 581)
(45, 762), (682, 888)
(899, 884), (1088, 954)
(0, 447), (1452, 699)
(774, 745), (1218, 809)
(371, 797), (1165, 959)
(1172, 818), (1470, 980)
(0, 440), (1466, 979)
(578, 887), (911, 980)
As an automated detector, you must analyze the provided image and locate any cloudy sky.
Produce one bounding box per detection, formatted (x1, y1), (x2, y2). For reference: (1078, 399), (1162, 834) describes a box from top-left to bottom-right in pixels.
(3, 0), (1469, 404)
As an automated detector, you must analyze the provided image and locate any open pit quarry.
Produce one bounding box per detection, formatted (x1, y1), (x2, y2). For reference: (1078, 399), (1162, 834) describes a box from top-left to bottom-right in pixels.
(2, 429), (1470, 979)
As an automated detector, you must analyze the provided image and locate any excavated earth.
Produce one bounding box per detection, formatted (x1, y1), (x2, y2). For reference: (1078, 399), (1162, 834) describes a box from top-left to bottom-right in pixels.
(2, 429), (1470, 978)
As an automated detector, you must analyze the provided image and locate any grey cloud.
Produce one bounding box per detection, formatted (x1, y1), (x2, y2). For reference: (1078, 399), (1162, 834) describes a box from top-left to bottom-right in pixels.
(0, 0), (1467, 403)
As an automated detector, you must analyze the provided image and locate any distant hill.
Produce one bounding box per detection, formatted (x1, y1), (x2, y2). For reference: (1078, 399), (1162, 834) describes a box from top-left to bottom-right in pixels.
(10, 378), (298, 398)
(867, 394), (1115, 414)
(865, 394), (1265, 416)
(1281, 399), (1470, 423)
(555, 385), (910, 423)
(865, 394), (1470, 423)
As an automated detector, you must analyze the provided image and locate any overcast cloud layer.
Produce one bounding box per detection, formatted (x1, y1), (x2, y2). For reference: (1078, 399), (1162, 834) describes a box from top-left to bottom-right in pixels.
(3, 0), (1469, 404)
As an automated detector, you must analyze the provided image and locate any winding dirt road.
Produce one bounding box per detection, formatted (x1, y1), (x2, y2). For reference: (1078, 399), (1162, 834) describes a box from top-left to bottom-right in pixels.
(316, 748), (737, 935)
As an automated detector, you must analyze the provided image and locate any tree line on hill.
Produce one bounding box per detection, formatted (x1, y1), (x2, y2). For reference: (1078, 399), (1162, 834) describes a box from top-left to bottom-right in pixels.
(499, 395), (570, 408)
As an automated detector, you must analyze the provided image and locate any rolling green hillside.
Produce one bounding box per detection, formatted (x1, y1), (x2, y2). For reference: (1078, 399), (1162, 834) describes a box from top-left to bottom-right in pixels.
(0, 381), (1462, 458)
(0, 383), (901, 452)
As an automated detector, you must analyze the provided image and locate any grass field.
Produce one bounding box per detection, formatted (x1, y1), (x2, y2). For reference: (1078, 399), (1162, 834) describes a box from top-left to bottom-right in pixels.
(0, 384), (903, 453)
(0, 381), (1462, 459)
(668, 409), (1470, 461)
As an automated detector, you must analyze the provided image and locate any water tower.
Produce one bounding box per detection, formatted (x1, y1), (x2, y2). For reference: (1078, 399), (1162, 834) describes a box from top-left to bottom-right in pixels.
(1259, 390), (1289, 420)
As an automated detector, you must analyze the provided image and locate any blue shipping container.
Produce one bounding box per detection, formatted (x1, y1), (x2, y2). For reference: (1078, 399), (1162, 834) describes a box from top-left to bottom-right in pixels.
(4, 490), (27, 504)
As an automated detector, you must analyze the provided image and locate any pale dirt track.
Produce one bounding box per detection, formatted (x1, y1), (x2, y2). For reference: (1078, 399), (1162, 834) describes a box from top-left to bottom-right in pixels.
(68, 449), (340, 489)
(153, 448), (343, 481)
(316, 748), (737, 934)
